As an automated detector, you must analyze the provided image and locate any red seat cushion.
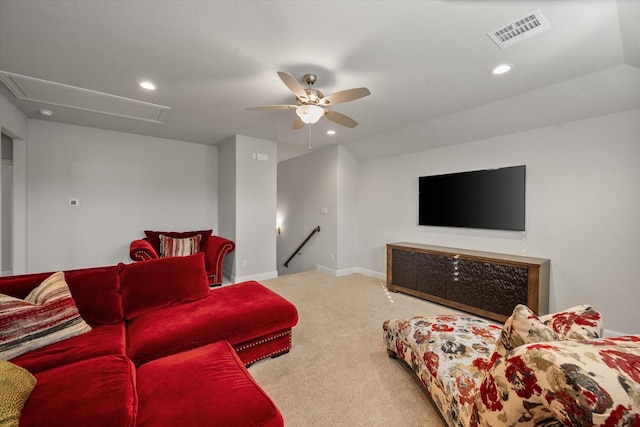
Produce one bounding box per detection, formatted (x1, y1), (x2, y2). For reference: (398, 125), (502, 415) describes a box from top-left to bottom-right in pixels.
(136, 341), (283, 427)
(20, 355), (136, 427)
(126, 281), (298, 366)
(10, 323), (126, 373)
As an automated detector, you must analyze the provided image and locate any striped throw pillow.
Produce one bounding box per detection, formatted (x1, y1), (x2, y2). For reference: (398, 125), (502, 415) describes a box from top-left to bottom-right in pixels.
(159, 234), (202, 258)
(0, 272), (92, 360)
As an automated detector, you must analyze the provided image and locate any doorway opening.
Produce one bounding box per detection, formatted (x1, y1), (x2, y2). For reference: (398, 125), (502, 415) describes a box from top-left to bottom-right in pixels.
(1, 132), (13, 275)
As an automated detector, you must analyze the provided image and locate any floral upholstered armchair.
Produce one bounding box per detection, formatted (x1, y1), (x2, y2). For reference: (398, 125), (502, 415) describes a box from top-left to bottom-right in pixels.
(383, 304), (640, 426)
(130, 230), (235, 286)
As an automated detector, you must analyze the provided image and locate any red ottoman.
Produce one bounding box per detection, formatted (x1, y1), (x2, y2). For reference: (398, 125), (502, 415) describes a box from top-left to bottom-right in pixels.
(136, 341), (283, 427)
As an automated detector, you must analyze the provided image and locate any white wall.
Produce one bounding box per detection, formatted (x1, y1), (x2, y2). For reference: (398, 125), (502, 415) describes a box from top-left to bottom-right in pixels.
(26, 120), (219, 272)
(277, 145), (338, 276)
(277, 144), (361, 277)
(221, 135), (278, 282)
(0, 93), (27, 274)
(358, 108), (640, 334)
(0, 94), (27, 140)
(218, 135), (237, 279)
(337, 145), (359, 273)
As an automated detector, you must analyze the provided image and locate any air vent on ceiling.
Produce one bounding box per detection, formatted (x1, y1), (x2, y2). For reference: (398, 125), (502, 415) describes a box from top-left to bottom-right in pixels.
(0, 71), (170, 124)
(488, 9), (550, 49)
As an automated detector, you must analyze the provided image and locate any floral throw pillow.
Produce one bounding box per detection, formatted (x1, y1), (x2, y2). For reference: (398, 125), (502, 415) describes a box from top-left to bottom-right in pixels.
(493, 304), (558, 358)
(538, 304), (603, 340)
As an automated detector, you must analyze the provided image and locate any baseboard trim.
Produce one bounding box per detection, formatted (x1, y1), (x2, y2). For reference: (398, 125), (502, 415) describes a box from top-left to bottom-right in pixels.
(355, 267), (386, 280)
(316, 264), (385, 280)
(232, 270), (278, 284)
(315, 264), (336, 276)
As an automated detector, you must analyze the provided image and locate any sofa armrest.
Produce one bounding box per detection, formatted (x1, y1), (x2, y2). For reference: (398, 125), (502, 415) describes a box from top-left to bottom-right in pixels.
(130, 239), (159, 261)
(203, 236), (235, 286)
(475, 336), (640, 427)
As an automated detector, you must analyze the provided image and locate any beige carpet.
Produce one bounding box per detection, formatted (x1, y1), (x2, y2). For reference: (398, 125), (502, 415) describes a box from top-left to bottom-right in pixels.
(249, 271), (463, 427)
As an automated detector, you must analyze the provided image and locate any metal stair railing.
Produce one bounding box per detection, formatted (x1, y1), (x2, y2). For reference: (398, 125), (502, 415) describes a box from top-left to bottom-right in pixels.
(283, 226), (321, 268)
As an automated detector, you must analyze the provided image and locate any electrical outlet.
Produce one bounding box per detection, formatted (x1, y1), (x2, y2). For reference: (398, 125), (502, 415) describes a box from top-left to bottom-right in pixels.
(242, 259), (248, 268)
(330, 254), (335, 261)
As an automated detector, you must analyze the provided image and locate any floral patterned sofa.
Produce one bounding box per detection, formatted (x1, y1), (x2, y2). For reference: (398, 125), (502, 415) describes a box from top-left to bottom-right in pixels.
(383, 304), (640, 426)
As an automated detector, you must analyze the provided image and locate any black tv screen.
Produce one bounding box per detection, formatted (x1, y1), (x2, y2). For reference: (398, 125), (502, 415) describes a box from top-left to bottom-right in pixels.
(419, 165), (525, 231)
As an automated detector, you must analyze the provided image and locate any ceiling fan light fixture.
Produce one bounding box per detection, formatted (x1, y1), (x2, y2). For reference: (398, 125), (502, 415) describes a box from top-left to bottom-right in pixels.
(247, 71), (370, 130)
(296, 104), (324, 124)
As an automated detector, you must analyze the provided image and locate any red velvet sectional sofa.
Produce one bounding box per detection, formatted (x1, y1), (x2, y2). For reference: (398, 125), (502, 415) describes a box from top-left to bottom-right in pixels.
(0, 253), (298, 426)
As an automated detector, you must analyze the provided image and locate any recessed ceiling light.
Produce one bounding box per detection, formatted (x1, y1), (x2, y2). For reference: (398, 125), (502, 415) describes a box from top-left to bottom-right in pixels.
(491, 64), (513, 75)
(139, 81), (156, 90)
(38, 109), (53, 117)
(326, 130), (336, 135)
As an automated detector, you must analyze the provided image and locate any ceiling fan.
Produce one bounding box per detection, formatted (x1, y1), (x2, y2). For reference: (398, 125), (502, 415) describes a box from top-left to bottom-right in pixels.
(247, 71), (370, 129)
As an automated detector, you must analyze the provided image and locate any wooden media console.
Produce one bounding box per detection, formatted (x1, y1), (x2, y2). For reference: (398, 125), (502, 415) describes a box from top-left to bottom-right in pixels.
(386, 242), (550, 323)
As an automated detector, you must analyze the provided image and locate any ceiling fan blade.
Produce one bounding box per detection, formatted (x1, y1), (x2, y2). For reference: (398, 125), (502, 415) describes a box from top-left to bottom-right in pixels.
(292, 116), (305, 130)
(324, 110), (358, 128)
(319, 87), (370, 106)
(246, 105), (296, 111)
(277, 71), (308, 102)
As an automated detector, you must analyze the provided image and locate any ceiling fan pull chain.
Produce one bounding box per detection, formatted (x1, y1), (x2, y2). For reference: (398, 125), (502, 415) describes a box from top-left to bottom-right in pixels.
(308, 123), (312, 150)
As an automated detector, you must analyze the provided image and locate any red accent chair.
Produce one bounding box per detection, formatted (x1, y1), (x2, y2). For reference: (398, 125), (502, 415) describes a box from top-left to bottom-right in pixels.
(130, 230), (235, 286)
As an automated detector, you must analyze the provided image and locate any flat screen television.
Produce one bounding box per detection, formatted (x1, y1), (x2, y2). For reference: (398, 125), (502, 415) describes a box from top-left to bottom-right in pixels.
(418, 165), (526, 231)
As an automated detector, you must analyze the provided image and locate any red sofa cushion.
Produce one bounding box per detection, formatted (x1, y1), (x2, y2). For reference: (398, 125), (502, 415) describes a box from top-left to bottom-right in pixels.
(136, 341), (283, 427)
(0, 266), (122, 326)
(65, 267), (123, 325)
(119, 253), (210, 320)
(11, 323), (126, 373)
(127, 281), (298, 366)
(20, 355), (137, 427)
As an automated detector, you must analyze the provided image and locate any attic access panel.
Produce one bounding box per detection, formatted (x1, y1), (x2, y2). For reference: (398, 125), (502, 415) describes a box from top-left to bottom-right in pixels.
(0, 71), (170, 123)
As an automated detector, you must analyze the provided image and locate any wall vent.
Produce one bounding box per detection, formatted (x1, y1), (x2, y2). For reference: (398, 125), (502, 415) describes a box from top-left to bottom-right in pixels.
(0, 71), (170, 124)
(488, 9), (550, 49)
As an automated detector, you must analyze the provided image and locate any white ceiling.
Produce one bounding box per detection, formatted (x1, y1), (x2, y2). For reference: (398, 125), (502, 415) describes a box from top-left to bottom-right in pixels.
(1, 0), (639, 162)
